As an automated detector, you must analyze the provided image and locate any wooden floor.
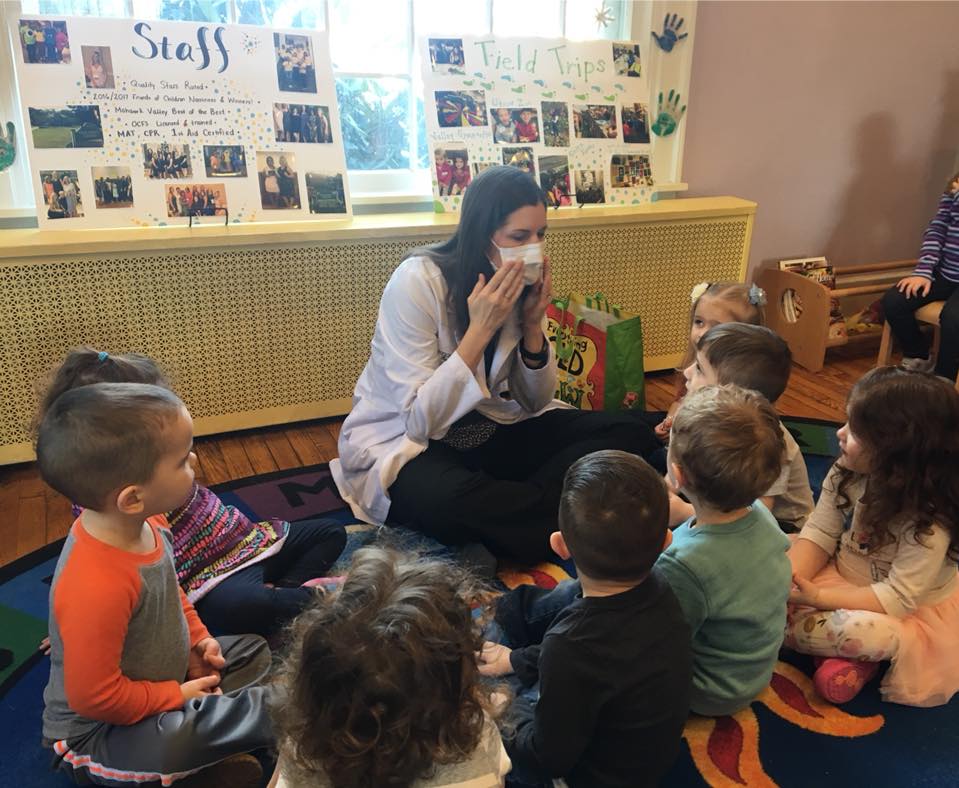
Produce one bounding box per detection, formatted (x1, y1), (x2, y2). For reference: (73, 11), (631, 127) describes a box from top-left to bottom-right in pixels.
(0, 344), (879, 567)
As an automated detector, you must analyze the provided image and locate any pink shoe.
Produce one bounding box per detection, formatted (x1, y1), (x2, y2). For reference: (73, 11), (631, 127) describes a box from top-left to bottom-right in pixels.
(302, 575), (345, 590)
(813, 658), (880, 703)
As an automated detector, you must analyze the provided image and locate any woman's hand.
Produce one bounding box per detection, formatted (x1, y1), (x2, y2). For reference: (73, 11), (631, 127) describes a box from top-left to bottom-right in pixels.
(458, 261), (524, 369)
(468, 260), (525, 337)
(521, 257), (553, 333)
(896, 276), (932, 298)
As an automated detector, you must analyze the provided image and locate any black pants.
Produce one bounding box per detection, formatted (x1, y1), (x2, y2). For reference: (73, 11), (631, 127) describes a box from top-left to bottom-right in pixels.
(387, 408), (663, 563)
(194, 517), (346, 639)
(881, 277), (959, 379)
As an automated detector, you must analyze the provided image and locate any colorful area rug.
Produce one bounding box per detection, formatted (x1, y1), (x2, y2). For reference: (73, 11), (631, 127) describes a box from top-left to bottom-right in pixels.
(2, 417), (957, 786)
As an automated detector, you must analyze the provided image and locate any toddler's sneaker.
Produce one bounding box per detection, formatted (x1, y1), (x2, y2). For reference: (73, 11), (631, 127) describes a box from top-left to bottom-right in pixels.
(813, 657), (880, 703)
(900, 355), (934, 373)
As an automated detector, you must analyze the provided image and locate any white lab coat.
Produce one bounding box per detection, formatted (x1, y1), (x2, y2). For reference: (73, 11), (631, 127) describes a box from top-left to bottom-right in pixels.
(330, 255), (564, 525)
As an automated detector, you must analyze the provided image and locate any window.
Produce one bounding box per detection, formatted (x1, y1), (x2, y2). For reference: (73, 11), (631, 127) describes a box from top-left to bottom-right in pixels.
(7, 0), (633, 207)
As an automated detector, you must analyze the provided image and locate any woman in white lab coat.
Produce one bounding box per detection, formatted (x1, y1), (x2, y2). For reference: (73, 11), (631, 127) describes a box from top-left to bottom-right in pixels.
(331, 166), (661, 562)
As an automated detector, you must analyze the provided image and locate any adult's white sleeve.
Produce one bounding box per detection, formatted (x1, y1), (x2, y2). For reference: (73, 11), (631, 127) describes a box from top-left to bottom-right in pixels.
(375, 265), (487, 444)
(508, 329), (558, 414)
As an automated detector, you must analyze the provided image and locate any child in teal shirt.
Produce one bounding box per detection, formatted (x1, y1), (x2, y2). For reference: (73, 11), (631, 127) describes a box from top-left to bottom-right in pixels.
(657, 384), (792, 715)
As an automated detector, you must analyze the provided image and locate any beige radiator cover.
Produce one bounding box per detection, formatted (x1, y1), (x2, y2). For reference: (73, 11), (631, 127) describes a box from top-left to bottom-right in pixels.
(0, 197), (754, 464)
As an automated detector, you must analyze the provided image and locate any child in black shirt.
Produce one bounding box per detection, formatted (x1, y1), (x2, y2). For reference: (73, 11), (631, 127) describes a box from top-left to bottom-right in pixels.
(479, 450), (692, 787)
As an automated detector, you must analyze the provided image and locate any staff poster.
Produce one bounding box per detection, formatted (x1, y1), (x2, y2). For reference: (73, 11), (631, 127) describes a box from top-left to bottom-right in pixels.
(421, 35), (653, 211)
(12, 15), (350, 228)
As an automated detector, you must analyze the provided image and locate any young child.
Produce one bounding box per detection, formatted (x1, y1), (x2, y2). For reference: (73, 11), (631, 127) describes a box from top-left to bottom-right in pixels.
(658, 385), (791, 716)
(672, 323), (815, 531)
(37, 382), (273, 786)
(269, 546), (510, 787)
(655, 282), (765, 441)
(881, 172), (959, 379)
(435, 149), (453, 196)
(493, 108), (518, 144)
(450, 154), (471, 195)
(479, 450), (692, 788)
(786, 367), (959, 706)
(515, 109), (539, 143)
(38, 348), (346, 640)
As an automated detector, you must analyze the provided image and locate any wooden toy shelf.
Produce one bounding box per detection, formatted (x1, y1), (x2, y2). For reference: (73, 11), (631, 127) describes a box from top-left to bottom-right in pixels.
(757, 260), (914, 372)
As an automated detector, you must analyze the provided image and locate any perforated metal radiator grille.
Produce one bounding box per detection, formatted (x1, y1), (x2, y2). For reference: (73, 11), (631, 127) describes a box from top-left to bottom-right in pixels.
(0, 215), (749, 462)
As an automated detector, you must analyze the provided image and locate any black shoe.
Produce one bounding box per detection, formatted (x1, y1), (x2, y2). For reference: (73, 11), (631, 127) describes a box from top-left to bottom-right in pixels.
(459, 542), (498, 580)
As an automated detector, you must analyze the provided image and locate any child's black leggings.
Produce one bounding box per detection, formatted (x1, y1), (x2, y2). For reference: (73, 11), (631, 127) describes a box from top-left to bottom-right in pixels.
(881, 277), (959, 379)
(194, 517), (346, 639)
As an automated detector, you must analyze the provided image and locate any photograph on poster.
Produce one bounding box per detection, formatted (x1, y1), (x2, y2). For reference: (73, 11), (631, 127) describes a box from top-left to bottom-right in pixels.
(92, 166), (133, 208)
(472, 162), (494, 176)
(166, 183), (227, 217)
(428, 38), (464, 73)
(257, 151), (301, 209)
(621, 103), (650, 144)
(274, 32), (316, 93)
(306, 172), (347, 214)
(573, 105), (617, 140)
(29, 105), (102, 148)
(502, 147), (536, 178)
(610, 154), (653, 188)
(435, 90), (488, 128)
(82, 46), (113, 88)
(575, 169), (605, 203)
(612, 42), (641, 77)
(143, 143), (192, 179)
(39, 170), (83, 218)
(272, 103), (332, 143)
(541, 101), (570, 147)
(539, 156), (572, 207)
(203, 145), (248, 177)
(490, 107), (539, 144)
(18, 19), (71, 64)
(434, 145), (471, 196)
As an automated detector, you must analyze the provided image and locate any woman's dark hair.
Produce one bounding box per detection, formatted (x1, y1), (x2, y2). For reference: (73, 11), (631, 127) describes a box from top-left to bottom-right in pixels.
(35, 347), (168, 436)
(412, 165), (546, 334)
(270, 546), (497, 788)
(834, 366), (959, 556)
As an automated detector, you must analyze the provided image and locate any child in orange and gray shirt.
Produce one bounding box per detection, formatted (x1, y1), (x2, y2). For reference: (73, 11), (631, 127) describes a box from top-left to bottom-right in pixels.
(38, 382), (272, 787)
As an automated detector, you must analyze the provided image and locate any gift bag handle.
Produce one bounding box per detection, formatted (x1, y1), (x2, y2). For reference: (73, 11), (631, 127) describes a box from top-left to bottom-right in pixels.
(551, 294), (582, 363)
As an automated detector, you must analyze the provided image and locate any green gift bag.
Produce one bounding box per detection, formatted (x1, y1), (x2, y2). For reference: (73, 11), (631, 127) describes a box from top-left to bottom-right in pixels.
(546, 292), (646, 410)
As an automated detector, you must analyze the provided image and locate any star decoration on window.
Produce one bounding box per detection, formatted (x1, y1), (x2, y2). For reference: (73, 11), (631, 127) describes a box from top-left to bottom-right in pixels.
(594, 1), (615, 30)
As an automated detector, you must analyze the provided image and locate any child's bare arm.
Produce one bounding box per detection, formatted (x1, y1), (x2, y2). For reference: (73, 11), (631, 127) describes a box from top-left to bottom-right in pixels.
(787, 538), (830, 581)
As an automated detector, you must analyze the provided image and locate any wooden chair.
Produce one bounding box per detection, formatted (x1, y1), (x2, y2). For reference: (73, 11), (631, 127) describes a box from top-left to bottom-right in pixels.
(877, 300), (959, 389)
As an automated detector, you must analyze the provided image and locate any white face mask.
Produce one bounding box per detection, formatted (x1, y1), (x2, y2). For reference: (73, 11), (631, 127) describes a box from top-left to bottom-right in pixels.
(490, 240), (544, 285)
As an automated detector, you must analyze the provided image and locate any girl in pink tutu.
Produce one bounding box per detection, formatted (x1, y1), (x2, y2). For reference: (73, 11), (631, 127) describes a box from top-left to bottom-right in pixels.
(786, 366), (959, 706)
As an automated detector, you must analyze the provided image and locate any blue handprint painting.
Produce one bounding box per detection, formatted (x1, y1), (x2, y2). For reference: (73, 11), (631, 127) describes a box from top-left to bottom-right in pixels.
(652, 13), (688, 53)
(651, 90), (686, 137)
(0, 122), (16, 173)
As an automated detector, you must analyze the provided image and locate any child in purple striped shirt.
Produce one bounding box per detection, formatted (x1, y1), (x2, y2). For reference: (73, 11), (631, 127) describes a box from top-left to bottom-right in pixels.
(881, 172), (959, 380)
(37, 347), (346, 639)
